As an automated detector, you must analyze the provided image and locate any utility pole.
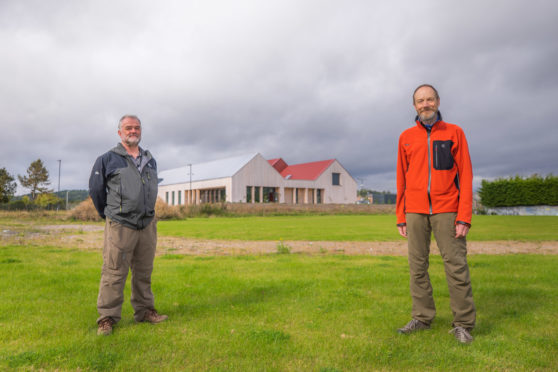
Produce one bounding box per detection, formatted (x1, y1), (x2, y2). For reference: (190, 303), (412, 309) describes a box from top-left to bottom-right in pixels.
(57, 160), (61, 192)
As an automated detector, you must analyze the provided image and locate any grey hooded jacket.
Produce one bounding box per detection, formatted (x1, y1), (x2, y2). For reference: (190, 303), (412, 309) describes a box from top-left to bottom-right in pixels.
(89, 143), (158, 230)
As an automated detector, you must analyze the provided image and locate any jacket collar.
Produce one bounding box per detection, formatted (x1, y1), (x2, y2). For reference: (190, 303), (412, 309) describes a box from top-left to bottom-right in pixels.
(111, 142), (151, 161)
(415, 111), (443, 131)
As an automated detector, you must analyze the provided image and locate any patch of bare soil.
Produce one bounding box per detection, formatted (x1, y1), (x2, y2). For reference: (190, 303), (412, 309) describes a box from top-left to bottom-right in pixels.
(37, 224), (104, 232)
(2, 223), (557, 256)
(157, 238), (558, 256)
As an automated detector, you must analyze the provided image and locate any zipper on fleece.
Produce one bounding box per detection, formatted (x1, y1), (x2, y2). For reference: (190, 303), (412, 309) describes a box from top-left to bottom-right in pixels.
(435, 143), (439, 169)
(427, 128), (433, 214)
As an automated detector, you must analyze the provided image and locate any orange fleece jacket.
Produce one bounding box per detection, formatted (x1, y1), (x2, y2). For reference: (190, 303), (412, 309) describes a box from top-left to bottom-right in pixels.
(396, 119), (473, 226)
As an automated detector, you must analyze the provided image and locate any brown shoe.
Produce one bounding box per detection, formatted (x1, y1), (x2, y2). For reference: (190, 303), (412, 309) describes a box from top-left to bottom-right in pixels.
(397, 319), (431, 334)
(142, 309), (168, 324)
(449, 326), (473, 344)
(97, 317), (115, 336)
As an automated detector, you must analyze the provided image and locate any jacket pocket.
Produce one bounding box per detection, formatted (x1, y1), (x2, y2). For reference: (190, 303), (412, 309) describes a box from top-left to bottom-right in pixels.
(119, 166), (141, 213)
(105, 170), (123, 215)
(433, 140), (454, 170)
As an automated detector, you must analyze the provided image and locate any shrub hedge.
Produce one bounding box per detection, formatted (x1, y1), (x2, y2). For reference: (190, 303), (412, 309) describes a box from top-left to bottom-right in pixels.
(479, 174), (558, 207)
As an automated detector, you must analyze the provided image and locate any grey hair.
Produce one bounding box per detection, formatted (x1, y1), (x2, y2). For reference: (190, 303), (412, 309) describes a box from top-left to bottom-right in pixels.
(413, 84), (439, 103)
(118, 115), (141, 129)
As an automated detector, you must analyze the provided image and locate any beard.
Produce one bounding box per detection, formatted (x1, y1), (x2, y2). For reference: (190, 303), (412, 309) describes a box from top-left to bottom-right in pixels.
(419, 109), (437, 123)
(124, 134), (141, 146)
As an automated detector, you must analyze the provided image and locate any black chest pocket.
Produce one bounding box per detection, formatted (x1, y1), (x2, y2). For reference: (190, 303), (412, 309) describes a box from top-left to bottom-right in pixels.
(433, 140), (454, 170)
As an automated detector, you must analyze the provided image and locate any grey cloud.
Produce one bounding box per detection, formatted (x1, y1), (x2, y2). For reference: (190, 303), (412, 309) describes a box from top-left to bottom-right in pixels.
(1, 0), (557, 194)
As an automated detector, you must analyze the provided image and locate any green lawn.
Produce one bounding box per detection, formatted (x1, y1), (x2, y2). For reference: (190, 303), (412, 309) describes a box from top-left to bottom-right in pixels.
(1, 245), (557, 371)
(157, 215), (558, 241)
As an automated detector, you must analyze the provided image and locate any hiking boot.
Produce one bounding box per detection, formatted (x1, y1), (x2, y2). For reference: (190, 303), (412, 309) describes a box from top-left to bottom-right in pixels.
(449, 326), (473, 344)
(397, 319), (430, 334)
(142, 309), (168, 324)
(97, 317), (114, 336)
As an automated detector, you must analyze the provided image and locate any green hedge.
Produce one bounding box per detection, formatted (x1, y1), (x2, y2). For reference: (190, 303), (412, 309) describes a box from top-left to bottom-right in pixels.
(479, 174), (558, 207)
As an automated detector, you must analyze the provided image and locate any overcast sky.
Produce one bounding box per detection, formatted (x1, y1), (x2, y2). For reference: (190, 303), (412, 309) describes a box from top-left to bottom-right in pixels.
(1, 0), (557, 195)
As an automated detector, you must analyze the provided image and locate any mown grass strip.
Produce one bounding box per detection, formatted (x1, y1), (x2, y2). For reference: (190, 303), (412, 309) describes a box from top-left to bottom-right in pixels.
(2, 214), (557, 242)
(1, 245), (557, 371)
(157, 215), (558, 241)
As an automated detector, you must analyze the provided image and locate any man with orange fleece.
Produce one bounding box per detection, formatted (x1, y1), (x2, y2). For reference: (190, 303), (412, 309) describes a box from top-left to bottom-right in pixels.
(395, 84), (476, 344)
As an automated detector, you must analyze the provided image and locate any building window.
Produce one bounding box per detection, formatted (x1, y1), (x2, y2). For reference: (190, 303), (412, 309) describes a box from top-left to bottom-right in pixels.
(178, 190), (181, 205)
(220, 188), (226, 202)
(254, 187), (260, 203)
(332, 173), (340, 186)
(172, 191), (175, 205)
(317, 189), (322, 203)
(246, 186), (252, 203)
(165, 191), (169, 204)
(263, 187), (276, 203)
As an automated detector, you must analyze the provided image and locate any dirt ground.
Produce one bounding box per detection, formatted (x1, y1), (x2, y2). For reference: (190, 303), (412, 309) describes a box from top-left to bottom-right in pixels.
(2, 223), (557, 256)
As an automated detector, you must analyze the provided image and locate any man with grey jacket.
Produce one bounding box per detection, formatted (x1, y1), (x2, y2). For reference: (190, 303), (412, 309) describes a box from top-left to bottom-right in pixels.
(89, 114), (167, 336)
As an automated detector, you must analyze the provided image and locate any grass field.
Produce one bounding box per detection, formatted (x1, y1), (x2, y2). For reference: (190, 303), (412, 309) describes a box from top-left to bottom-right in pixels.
(1, 213), (557, 370)
(157, 215), (558, 241)
(1, 211), (557, 242)
(1, 244), (558, 371)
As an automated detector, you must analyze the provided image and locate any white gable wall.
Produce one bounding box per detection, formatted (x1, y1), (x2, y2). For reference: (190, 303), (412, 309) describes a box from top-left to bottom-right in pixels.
(231, 153), (285, 202)
(313, 161), (358, 204)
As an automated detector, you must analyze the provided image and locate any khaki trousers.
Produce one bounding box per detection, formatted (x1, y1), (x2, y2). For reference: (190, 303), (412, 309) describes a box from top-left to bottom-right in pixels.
(406, 213), (476, 329)
(97, 218), (157, 324)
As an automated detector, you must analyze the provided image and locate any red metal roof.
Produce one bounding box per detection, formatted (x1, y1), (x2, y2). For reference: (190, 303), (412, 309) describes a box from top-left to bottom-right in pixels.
(267, 158), (335, 180)
(268, 158), (288, 173)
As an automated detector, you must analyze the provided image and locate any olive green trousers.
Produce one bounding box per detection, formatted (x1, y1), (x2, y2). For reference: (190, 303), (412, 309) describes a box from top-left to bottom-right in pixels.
(97, 219), (157, 324)
(406, 213), (476, 329)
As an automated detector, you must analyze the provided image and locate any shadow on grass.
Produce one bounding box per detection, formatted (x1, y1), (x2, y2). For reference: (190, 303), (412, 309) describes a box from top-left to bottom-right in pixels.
(476, 286), (546, 336)
(169, 283), (302, 319)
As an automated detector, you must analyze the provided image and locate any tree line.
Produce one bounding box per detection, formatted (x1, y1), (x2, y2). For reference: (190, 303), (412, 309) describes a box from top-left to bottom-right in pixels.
(0, 159), (65, 210)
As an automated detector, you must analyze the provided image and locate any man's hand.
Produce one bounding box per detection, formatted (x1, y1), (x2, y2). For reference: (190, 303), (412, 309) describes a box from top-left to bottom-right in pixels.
(397, 225), (407, 238)
(455, 223), (470, 238)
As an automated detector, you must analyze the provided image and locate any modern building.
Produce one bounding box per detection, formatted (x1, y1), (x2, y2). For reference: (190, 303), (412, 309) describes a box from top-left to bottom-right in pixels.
(157, 153), (357, 205)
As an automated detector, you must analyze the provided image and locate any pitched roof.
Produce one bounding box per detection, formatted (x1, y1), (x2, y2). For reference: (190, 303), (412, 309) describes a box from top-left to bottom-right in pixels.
(267, 158), (288, 173)
(279, 159), (335, 180)
(158, 153), (258, 186)
(159, 153), (339, 185)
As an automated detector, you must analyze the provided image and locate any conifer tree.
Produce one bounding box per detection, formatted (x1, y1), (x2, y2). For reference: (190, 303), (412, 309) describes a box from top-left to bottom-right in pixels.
(18, 159), (51, 200)
(0, 167), (17, 203)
